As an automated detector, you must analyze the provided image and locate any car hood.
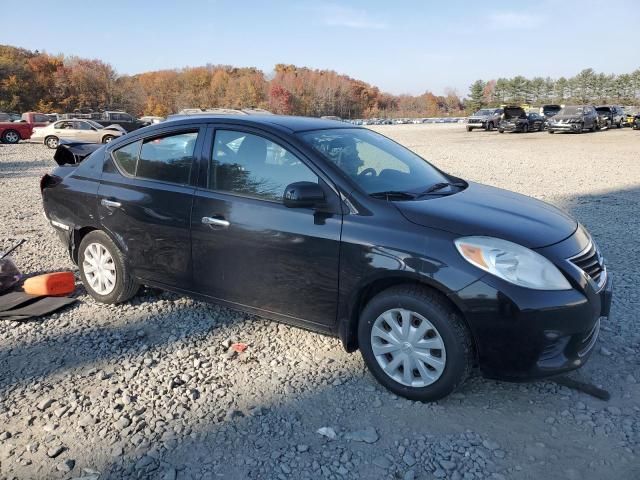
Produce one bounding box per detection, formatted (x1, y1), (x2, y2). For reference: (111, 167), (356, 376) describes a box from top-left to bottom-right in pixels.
(395, 182), (577, 249)
(551, 115), (582, 121)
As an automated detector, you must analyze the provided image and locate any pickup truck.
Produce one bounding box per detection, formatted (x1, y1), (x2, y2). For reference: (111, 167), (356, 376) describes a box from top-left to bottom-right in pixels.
(0, 122), (33, 144)
(20, 112), (53, 128)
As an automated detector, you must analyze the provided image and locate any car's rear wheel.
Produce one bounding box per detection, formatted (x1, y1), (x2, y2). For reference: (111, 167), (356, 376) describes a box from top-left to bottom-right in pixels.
(102, 135), (115, 143)
(486, 122), (494, 132)
(358, 285), (473, 402)
(78, 230), (139, 304)
(45, 136), (59, 149)
(2, 129), (20, 144)
(498, 129), (504, 133)
(522, 124), (529, 133)
(466, 126), (472, 132)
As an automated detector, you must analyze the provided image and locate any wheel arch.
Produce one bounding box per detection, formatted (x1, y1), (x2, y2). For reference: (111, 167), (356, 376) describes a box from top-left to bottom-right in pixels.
(338, 273), (476, 358)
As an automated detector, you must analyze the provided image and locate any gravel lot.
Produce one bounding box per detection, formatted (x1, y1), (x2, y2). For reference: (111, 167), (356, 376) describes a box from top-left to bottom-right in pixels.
(1, 125), (639, 480)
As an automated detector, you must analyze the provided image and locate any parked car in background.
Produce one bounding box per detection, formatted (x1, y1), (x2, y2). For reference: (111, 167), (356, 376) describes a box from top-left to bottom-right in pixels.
(595, 106), (625, 129)
(547, 105), (599, 133)
(32, 119), (126, 149)
(20, 112), (53, 127)
(540, 104), (562, 119)
(0, 112), (11, 122)
(61, 111), (147, 132)
(0, 121), (33, 143)
(40, 115), (612, 401)
(466, 108), (503, 131)
(139, 116), (164, 124)
(498, 106), (545, 133)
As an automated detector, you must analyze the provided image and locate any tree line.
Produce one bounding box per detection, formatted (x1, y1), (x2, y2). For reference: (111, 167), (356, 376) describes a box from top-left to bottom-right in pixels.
(1, 45), (638, 118)
(0, 44), (463, 118)
(468, 68), (640, 112)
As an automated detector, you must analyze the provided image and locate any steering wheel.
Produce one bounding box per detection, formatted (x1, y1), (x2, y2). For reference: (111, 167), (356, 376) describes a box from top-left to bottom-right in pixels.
(358, 168), (377, 178)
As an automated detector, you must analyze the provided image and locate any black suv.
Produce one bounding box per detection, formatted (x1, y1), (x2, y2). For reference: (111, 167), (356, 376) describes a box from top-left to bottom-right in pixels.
(547, 105), (600, 133)
(41, 115), (612, 401)
(498, 106), (546, 133)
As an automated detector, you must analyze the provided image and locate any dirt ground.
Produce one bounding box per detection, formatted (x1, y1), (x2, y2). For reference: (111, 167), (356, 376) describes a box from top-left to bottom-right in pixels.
(0, 125), (639, 480)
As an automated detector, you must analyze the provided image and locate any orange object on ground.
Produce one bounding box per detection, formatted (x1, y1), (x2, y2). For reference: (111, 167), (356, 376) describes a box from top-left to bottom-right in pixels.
(231, 342), (248, 353)
(22, 272), (75, 296)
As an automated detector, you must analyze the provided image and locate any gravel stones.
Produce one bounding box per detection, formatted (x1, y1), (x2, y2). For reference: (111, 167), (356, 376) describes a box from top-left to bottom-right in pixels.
(345, 427), (379, 443)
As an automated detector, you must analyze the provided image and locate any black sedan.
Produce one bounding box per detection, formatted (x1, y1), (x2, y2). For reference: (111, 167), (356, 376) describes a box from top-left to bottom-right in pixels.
(498, 106), (546, 133)
(41, 115), (612, 401)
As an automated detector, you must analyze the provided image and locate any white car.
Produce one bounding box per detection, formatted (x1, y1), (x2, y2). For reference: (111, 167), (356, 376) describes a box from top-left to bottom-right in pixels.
(32, 119), (126, 149)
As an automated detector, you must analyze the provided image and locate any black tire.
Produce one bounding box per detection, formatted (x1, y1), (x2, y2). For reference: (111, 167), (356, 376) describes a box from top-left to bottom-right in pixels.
(45, 136), (59, 149)
(102, 135), (115, 143)
(486, 122), (494, 132)
(1, 129), (20, 144)
(616, 120), (622, 128)
(498, 129), (504, 134)
(358, 285), (474, 402)
(548, 129), (554, 134)
(539, 122), (545, 132)
(591, 121), (597, 132)
(78, 230), (139, 304)
(576, 122), (584, 134)
(522, 124), (529, 133)
(466, 126), (472, 132)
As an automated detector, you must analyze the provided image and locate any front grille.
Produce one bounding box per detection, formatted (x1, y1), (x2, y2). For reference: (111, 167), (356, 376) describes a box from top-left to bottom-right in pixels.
(570, 242), (605, 286)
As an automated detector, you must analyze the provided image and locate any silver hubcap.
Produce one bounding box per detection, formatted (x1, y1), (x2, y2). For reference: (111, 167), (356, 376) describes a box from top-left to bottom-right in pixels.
(83, 242), (116, 295)
(371, 308), (446, 387)
(47, 138), (57, 148)
(5, 132), (18, 142)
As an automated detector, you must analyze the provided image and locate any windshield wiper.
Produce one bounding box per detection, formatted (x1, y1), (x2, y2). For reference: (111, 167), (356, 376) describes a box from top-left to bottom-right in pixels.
(417, 182), (466, 198)
(369, 191), (417, 200)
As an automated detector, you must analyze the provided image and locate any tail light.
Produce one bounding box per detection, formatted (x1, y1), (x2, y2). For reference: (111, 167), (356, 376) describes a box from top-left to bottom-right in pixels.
(40, 174), (61, 192)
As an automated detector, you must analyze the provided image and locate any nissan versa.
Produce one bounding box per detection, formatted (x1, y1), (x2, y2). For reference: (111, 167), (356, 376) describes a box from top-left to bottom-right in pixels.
(40, 115), (612, 401)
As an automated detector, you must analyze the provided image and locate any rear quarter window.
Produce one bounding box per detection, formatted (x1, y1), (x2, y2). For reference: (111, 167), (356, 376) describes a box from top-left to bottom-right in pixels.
(112, 140), (141, 176)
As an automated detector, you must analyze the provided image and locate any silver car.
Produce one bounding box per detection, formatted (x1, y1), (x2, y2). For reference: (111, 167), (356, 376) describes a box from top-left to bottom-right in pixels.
(31, 119), (126, 149)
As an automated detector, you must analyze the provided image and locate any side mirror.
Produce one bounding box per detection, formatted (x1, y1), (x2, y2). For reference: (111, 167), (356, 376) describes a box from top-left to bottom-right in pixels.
(283, 181), (325, 208)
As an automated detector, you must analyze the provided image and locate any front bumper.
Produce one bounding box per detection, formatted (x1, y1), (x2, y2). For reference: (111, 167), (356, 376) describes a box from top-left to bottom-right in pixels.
(499, 122), (524, 132)
(453, 253), (612, 381)
(548, 122), (582, 132)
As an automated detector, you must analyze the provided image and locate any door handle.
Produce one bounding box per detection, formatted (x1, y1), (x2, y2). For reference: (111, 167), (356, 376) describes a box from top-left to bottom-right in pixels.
(101, 199), (122, 209)
(202, 216), (230, 228)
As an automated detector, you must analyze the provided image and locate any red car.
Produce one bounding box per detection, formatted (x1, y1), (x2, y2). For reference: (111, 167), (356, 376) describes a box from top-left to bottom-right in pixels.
(0, 122), (33, 144)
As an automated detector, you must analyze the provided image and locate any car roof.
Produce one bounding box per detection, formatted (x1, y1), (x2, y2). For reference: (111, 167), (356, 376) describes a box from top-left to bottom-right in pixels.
(159, 114), (354, 133)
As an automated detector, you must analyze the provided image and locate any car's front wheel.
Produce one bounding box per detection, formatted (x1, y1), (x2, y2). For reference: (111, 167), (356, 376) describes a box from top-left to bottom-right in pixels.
(45, 136), (59, 149)
(358, 285), (473, 402)
(102, 135), (115, 143)
(78, 230), (139, 304)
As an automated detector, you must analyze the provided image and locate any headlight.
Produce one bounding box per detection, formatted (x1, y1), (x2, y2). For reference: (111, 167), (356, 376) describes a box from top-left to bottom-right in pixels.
(454, 236), (572, 290)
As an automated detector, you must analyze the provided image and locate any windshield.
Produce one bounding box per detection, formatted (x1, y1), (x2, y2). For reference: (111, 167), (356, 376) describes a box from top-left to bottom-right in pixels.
(87, 120), (104, 129)
(298, 128), (448, 194)
(559, 106), (583, 115)
(474, 109), (494, 116)
(595, 107), (610, 113)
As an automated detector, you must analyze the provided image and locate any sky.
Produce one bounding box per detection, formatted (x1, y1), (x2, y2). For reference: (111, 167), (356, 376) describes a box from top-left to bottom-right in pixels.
(2, 0), (639, 96)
